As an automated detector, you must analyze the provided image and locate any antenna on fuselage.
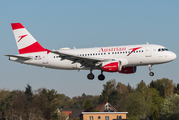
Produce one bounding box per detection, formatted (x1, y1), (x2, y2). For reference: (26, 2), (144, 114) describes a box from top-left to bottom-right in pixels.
(147, 42), (149, 44)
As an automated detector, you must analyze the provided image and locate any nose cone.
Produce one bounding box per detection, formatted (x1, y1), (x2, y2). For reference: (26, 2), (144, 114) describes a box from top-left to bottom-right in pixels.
(169, 52), (177, 61)
(173, 52), (177, 60)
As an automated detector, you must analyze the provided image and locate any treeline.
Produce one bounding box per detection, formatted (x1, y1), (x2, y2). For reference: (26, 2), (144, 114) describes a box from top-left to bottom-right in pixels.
(98, 78), (179, 120)
(0, 78), (179, 120)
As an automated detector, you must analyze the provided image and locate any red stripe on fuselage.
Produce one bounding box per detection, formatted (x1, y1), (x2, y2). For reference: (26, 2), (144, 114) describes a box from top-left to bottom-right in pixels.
(11, 23), (25, 30)
(19, 42), (51, 54)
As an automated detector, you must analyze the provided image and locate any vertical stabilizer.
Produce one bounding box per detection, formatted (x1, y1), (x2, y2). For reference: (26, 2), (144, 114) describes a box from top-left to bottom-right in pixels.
(11, 23), (50, 54)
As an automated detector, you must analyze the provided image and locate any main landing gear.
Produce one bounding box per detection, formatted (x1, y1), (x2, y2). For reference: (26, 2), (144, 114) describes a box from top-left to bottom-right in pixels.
(87, 67), (105, 81)
(87, 73), (105, 81)
(87, 73), (94, 80)
(98, 70), (105, 81)
(148, 64), (154, 76)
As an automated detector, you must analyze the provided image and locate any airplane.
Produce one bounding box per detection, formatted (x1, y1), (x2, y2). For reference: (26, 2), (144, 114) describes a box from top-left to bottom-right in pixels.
(5, 23), (177, 81)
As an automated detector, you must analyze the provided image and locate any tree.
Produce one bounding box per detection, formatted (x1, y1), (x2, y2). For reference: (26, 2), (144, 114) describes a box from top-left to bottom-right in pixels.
(136, 80), (147, 94)
(108, 90), (121, 106)
(164, 84), (174, 98)
(174, 83), (179, 94)
(149, 78), (174, 98)
(160, 94), (179, 118)
(116, 82), (129, 95)
(152, 107), (159, 120)
(150, 88), (164, 110)
(0, 89), (11, 120)
(24, 84), (33, 102)
(98, 79), (116, 103)
(127, 83), (133, 93)
(83, 100), (92, 109)
(124, 92), (145, 118)
(73, 102), (81, 109)
(11, 90), (28, 120)
(82, 93), (86, 97)
(35, 88), (60, 120)
(0, 93), (13, 120)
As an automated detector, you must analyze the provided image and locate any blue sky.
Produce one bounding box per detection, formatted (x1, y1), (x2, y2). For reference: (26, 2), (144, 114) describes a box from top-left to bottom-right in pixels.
(0, 1), (178, 98)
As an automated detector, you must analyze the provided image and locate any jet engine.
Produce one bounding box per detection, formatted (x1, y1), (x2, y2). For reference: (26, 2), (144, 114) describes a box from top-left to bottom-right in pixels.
(102, 61), (136, 74)
(102, 62), (120, 72)
(119, 66), (137, 74)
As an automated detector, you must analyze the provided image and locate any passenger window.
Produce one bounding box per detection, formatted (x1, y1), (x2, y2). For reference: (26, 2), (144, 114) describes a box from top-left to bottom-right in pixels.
(108, 52), (110, 54)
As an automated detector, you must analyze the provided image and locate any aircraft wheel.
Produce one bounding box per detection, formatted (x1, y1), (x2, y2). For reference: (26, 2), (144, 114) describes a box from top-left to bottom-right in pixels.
(149, 72), (154, 76)
(98, 74), (105, 81)
(87, 73), (94, 80)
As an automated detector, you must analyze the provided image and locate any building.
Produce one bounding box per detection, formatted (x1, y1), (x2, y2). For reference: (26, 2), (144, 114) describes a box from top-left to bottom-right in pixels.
(80, 112), (128, 120)
(80, 102), (128, 120)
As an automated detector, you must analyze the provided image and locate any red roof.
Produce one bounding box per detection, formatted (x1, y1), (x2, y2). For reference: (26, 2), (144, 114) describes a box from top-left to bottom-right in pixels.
(62, 111), (72, 116)
(94, 102), (117, 112)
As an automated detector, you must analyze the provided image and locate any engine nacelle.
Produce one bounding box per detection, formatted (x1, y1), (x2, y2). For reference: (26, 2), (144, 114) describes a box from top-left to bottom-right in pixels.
(102, 61), (137, 74)
(102, 62), (119, 72)
(119, 66), (137, 74)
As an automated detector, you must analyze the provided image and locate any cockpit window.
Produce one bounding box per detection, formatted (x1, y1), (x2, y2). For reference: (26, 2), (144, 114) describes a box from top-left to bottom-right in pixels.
(158, 48), (169, 52)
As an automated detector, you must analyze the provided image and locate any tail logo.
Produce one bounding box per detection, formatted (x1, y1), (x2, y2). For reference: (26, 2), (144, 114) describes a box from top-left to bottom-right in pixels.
(18, 34), (28, 42)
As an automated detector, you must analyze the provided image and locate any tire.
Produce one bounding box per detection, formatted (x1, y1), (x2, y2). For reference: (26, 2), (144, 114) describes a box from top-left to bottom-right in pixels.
(98, 74), (105, 81)
(87, 73), (94, 80)
(149, 72), (154, 76)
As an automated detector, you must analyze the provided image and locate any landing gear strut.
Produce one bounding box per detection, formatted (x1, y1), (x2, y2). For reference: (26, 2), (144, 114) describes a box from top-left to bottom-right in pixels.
(148, 64), (154, 76)
(98, 70), (105, 81)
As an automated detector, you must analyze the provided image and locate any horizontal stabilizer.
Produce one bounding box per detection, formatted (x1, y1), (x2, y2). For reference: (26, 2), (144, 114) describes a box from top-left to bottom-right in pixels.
(5, 55), (31, 60)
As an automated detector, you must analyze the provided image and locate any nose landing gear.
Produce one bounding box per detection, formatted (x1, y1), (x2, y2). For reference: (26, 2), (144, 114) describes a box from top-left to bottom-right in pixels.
(148, 64), (154, 76)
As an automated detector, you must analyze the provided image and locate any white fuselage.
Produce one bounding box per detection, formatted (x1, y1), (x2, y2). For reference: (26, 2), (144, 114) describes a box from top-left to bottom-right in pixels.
(10, 44), (176, 71)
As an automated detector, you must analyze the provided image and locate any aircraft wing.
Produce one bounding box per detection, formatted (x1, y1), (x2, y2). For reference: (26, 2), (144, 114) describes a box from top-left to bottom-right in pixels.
(5, 55), (32, 60)
(51, 51), (111, 67)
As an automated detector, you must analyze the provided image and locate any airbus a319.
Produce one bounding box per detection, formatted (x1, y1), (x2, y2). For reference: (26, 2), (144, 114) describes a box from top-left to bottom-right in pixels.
(5, 23), (177, 81)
